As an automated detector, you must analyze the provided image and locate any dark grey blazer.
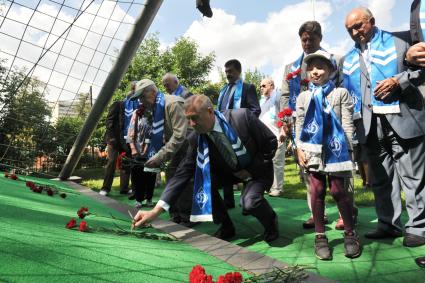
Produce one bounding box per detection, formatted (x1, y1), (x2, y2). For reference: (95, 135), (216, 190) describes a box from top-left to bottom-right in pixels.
(160, 108), (277, 206)
(354, 30), (425, 143)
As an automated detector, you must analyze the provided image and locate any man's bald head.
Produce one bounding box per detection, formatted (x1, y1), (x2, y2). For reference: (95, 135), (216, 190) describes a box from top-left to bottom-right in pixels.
(184, 94), (215, 133)
(260, 78), (275, 97)
(345, 7), (375, 45)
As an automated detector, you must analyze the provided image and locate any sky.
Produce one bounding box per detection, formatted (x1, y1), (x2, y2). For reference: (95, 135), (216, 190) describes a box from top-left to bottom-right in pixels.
(0, 0), (413, 102)
(149, 0), (412, 85)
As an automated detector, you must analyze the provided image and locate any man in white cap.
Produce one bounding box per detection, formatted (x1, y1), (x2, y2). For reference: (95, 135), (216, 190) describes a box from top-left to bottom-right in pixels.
(127, 79), (189, 208)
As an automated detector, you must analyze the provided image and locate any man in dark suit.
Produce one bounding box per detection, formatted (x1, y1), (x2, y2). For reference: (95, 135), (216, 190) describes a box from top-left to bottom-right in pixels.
(100, 88), (139, 196)
(132, 94), (279, 243)
(344, 7), (425, 246)
(218, 59), (261, 209)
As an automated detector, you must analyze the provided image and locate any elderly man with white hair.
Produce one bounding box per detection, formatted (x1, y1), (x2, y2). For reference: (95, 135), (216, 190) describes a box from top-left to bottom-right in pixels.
(162, 73), (193, 99)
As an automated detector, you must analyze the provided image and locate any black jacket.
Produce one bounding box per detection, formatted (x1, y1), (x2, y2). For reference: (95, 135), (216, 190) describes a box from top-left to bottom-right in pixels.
(227, 82), (261, 117)
(160, 108), (277, 206)
(104, 101), (125, 149)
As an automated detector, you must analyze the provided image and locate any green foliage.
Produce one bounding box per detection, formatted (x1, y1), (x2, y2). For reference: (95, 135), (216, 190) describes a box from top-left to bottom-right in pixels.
(244, 68), (266, 98)
(117, 33), (215, 97)
(0, 64), (52, 170)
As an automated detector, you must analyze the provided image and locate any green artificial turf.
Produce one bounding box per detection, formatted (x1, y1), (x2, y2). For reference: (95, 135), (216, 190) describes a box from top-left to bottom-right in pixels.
(0, 174), (247, 283)
(104, 180), (425, 283)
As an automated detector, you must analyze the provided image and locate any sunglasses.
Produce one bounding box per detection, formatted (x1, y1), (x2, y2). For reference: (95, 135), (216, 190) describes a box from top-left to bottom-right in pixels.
(260, 84), (267, 88)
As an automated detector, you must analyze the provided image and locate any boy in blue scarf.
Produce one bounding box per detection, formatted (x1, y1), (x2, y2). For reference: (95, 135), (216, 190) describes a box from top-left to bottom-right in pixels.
(296, 50), (361, 260)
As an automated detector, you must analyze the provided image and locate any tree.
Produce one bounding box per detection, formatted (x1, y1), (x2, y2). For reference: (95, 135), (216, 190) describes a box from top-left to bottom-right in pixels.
(0, 64), (52, 171)
(116, 33), (215, 99)
(243, 68), (266, 98)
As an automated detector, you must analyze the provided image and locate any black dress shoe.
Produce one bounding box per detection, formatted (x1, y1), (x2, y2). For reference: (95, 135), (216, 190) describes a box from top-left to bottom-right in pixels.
(264, 215), (279, 243)
(128, 194), (136, 200)
(403, 233), (425, 247)
(213, 225), (236, 240)
(364, 229), (402, 239)
(415, 256), (425, 268)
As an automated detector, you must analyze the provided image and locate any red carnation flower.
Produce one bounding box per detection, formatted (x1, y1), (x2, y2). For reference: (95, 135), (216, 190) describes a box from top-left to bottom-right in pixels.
(301, 78), (310, 85)
(216, 275), (228, 283)
(189, 265), (211, 283)
(46, 189), (54, 196)
(277, 121), (283, 128)
(77, 207), (89, 219)
(65, 218), (77, 229)
(10, 174), (18, 180)
(232, 272), (243, 283)
(60, 193), (67, 199)
(278, 111), (284, 119)
(285, 68), (302, 81)
(282, 107), (293, 117)
(79, 221), (88, 232)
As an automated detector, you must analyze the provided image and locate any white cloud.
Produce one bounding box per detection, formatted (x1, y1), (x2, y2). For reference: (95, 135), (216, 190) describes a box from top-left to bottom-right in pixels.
(0, 1), (135, 102)
(184, 1), (334, 85)
(360, 0), (396, 30)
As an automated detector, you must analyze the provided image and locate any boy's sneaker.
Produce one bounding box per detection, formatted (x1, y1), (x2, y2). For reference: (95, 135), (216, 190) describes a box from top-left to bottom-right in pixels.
(99, 189), (108, 196)
(344, 232), (361, 258)
(315, 235), (332, 260)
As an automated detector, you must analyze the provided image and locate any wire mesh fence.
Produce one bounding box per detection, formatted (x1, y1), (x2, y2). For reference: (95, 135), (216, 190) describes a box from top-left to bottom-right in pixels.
(0, 0), (145, 176)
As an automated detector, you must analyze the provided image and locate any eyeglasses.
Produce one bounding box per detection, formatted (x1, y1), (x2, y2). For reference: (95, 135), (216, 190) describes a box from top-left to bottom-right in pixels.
(260, 84), (267, 88)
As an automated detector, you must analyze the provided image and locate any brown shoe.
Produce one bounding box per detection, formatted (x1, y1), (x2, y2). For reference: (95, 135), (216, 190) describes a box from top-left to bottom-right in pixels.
(303, 217), (315, 229)
(303, 215), (328, 229)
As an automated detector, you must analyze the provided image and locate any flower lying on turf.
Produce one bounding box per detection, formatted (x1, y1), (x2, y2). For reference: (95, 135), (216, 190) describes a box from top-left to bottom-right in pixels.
(46, 188), (54, 196)
(66, 218), (77, 229)
(60, 193), (67, 198)
(189, 265), (242, 283)
(79, 221), (88, 232)
(10, 174), (18, 180)
(77, 207), (89, 219)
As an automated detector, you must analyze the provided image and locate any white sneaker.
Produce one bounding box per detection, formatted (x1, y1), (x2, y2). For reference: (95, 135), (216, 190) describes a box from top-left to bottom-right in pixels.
(99, 190), (108, 196)
(135, 201), (143, 209)
(268, 190), (282, 197)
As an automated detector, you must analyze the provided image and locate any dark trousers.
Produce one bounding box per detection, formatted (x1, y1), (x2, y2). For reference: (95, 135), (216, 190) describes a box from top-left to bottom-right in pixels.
(101, 143), (130, 192)
(213, 171), (277, 232)
(366, 115), (425, 237)
(222, 185), (235, 208)
(131, 164), (156, 202)
(309, 172), (354, 234)
(166, 147), (193, 223)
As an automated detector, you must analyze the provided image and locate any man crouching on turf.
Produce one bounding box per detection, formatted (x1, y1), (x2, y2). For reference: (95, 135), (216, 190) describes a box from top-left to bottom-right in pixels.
(132, 94), (279, 243)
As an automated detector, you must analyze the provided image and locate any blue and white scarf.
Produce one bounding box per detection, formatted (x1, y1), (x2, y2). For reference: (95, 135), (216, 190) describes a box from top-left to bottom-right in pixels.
(190, 111), (251, 222)
(288, 54), (304, 113)
(146, 92), (165, 159)
(343, 27), (399, 119)
(173, 84), (184, 97)
(123, 98), (139, 139)
(217, 79), (243, 110)
(299, 81), (353, 172)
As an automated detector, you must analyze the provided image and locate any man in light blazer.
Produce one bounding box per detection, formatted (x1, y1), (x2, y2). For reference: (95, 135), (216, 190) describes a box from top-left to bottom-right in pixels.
(344, 7), (425, 247)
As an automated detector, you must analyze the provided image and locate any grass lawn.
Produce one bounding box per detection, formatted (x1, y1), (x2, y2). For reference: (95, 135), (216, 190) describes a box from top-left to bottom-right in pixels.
(82, 157), (380, 207)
